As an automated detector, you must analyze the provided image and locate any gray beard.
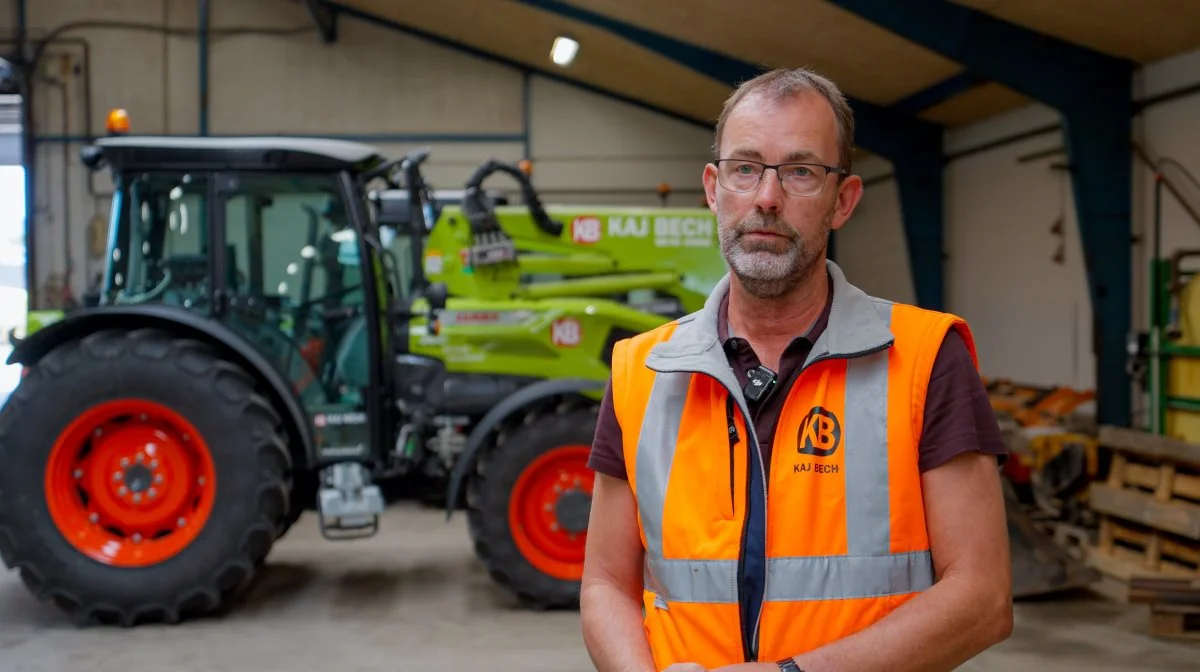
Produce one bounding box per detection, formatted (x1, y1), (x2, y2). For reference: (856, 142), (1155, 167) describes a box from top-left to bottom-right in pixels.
(718, 209), (831, 299)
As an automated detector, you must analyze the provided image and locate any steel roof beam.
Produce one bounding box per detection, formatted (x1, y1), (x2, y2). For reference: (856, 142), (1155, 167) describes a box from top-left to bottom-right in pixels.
(301, 0), (339, 44)
(889, 71), (985, 116)
(827, 0), (1137, 427)
(511, 0), (948, 310)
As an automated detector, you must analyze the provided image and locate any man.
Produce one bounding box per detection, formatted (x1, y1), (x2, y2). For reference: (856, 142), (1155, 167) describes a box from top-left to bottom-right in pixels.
(579, 67), (1013, 672)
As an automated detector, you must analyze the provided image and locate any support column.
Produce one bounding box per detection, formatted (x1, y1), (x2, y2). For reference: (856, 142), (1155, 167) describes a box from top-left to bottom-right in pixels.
(828, 0), (1135, 426)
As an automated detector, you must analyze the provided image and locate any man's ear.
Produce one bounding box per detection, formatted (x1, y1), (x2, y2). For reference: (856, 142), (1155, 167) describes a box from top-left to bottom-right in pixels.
(702, 163), (719, 214)
(830, 174), (864, 231)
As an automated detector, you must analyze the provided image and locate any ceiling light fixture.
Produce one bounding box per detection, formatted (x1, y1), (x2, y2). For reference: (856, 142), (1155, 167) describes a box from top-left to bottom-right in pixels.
(551, 36), (579, 67)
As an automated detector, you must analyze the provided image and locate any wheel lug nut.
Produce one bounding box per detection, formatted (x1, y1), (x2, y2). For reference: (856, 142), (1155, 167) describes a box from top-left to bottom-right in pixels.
(113, 472), (122, 482)
(149, 460), (158, 469)
(132, 533), (142, 543)
(155, 474), (164, 484)
(177, 518), (187, 527)
(197, 477), (205, 486)
(136, 453), (144, 463)
(118, 486), (128, 496)
(148, 488), (157, 498)
(139, 414), (147, 422)
(73, 469), (83, 479)
(120, 457), (130, 467)
(133, 493), (142, 503)
(94, 429), (103, 437)
(89, 513), (99, 524)
(544, 504), (552, 511)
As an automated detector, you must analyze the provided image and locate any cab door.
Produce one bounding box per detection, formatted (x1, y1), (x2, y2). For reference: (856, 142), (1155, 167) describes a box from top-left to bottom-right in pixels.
(209, 170), (376, 428)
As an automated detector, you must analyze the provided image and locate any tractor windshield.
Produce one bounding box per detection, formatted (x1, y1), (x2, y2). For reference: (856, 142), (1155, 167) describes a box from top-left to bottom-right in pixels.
(100, 171), (366, 310)
(101, 171), (212, 308)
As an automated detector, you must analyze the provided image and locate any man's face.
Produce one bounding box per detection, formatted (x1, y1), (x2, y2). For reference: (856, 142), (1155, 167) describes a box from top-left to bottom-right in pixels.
(702, 90), (863, 299)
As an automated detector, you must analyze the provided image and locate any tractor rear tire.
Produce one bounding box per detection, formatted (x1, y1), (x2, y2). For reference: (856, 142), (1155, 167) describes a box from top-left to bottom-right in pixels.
(466, 404), (597, 610)
(0, 328), (292, 626)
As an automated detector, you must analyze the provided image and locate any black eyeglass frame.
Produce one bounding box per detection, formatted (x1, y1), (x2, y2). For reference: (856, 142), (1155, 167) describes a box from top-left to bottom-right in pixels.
(711, 158), (850, 197)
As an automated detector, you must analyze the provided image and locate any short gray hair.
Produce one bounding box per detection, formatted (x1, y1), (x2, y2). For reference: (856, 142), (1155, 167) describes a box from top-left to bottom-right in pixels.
(713, 67), (855, 174)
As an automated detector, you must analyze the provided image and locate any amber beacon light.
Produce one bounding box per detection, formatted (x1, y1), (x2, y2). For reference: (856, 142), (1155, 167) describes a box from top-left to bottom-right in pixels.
(106, 108), (130, 135)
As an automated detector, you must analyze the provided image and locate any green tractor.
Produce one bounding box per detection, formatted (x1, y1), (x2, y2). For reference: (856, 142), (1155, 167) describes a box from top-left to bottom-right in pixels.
(0, 135), (725, 625)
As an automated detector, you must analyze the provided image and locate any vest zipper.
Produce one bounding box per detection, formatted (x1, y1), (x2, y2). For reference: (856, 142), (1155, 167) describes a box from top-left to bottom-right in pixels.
(727, 395), (737, 513)
(727, 394), (755, 663)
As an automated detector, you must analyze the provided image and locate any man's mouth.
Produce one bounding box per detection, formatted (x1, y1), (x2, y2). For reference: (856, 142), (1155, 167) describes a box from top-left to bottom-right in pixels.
(742, 230), (788, 239)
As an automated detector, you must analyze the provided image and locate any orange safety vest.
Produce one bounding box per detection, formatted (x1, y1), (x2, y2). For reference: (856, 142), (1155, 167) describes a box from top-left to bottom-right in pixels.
(610, 261), (978, 670)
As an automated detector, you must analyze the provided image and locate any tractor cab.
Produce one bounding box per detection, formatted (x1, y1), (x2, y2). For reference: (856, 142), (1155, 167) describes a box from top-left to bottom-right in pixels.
(81, 132), (403, 462)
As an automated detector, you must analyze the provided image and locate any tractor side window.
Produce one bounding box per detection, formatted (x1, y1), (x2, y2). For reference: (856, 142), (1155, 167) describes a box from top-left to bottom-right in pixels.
(103, 172), (210, 309)
(220, 173), (371, 406)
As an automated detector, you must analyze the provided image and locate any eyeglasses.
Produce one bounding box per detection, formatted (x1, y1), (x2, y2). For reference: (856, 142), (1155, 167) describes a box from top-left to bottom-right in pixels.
(713, 159), (848, 197)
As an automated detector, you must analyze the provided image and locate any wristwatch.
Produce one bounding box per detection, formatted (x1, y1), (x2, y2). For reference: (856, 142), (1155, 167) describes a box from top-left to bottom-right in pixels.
(776, 658), (803, 671)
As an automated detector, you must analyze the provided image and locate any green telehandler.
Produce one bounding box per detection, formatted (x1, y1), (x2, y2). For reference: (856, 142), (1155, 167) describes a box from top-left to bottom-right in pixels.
(0, 135), (725, 625)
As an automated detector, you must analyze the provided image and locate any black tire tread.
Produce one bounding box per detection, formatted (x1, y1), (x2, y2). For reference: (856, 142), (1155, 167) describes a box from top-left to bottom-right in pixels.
(0, 328), (292, 626)
(466, 402), (598, 610)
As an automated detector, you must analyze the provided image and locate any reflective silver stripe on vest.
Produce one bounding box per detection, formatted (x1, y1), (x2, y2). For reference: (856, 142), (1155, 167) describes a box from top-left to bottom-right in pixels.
(635, 370), (692, 561)
(844, 301), (893, 556)
(646, 556), (738, 604)
(764, 551), (933, 601)
(645, 552), (934, 603)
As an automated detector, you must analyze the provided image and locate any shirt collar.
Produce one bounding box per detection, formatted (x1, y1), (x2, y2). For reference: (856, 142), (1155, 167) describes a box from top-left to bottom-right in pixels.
(717, 271), (834, 347)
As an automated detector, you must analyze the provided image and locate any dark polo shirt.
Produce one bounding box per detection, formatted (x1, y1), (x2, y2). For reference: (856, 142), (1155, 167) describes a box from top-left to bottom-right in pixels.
(588, 279), (1008, 481)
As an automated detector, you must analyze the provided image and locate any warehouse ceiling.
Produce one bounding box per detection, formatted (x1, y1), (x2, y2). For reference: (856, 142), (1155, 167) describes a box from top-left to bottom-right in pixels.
(323, 0), (1200, 132)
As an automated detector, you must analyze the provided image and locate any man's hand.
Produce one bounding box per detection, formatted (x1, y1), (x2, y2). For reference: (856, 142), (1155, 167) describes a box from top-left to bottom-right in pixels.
(581, 473), (657, 672)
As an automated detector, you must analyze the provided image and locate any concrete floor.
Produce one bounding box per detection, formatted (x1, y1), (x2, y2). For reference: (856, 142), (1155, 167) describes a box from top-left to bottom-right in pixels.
(1, 506), (1198, 672)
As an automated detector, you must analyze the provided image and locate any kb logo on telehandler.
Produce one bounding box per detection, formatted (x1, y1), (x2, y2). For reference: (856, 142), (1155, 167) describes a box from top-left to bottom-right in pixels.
(797, 407), (841, 457)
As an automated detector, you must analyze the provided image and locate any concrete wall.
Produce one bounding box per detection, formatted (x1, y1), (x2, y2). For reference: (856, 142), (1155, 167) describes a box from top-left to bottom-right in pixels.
(5, 0), (714, 308)
(838, 48), (1200, 393)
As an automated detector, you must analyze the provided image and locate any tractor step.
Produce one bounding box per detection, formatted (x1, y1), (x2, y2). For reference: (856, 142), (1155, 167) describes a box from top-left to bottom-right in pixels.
(317, 462), (385, 540)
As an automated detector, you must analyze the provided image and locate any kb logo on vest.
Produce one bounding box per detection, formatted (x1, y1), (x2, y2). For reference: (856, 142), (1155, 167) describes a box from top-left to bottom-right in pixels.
(797, 406), (841, 457)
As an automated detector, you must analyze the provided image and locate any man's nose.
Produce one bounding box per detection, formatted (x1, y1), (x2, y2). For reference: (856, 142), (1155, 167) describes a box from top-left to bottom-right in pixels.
(754, 168), (784, 212)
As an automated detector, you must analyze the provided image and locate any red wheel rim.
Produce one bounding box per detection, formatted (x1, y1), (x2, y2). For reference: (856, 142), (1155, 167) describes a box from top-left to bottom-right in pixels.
(507, 445), (593, 581)
(44, 399), (216, 568)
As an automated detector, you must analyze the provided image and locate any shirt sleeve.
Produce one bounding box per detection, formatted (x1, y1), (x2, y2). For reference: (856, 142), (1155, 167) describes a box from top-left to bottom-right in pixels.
(917, 328), (1010, 473)
(587, 377), (629, 480)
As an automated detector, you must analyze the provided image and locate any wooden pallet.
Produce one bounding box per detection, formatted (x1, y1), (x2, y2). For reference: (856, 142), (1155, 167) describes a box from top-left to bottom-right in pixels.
(1089, 516), (1199, 580)
(1128, 576), (1200, 605)
(1092, 426), (1200, 542)
(1149, 603), (1200, 641)
(1086, 427), (1200, 626)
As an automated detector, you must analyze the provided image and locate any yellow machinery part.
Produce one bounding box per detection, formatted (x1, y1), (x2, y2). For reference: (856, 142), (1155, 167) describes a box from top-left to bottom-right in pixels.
(1028, 431), (1099, 479)
(1166, 271), (1200, 443)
